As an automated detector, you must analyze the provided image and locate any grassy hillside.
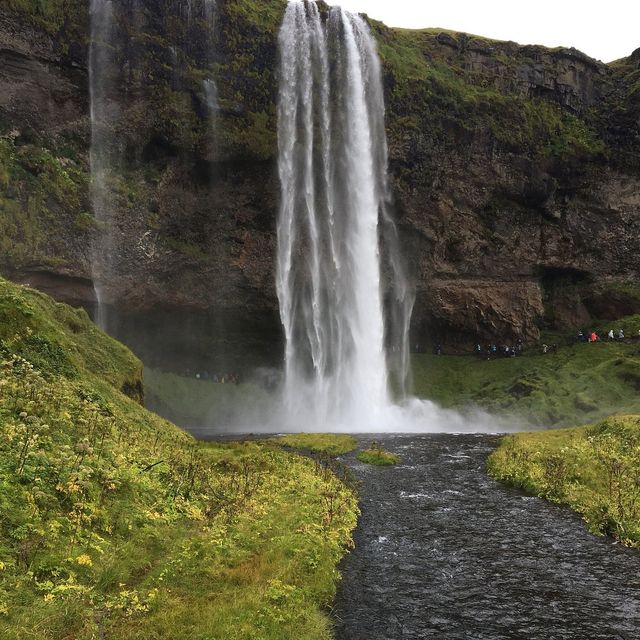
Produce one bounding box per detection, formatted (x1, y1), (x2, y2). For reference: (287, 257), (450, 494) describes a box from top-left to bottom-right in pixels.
(412, 318), (640, 426)
(488, 415), (640, 547)
(0, 278), (358, 639)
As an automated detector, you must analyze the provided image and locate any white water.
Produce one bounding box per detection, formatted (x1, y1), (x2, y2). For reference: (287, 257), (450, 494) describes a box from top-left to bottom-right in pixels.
(89, 0), (116, 332)
(204, 0), (217, 26)
(276, 1), (416, 431)
(202, 1), (219, 123)
(203, 78), (219, 115)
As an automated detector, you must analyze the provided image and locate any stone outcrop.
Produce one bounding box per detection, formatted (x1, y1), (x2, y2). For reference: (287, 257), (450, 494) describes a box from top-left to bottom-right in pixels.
(0, 0), (638, 366)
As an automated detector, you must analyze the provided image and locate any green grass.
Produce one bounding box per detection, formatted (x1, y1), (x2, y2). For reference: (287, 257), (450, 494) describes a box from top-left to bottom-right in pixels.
(270, 434), (358, 456)
(0, 278), (358, 639)
(412, 330), (640, 427)
(5, 0), (86, 41)
(0, 278), (141, 396)
(488, 415), (640, 547)
(356, 443), (400, 466)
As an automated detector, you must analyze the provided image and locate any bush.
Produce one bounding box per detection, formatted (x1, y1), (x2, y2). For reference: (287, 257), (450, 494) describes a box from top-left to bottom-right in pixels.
(357, 442), (401, 466)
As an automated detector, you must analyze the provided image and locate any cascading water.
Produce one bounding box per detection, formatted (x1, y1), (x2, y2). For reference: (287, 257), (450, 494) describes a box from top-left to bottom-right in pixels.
(203, 0), (217, 25)
(89, 0), (116, 332)
(202, 1), (219, 121)
(276, 1), (413, 430)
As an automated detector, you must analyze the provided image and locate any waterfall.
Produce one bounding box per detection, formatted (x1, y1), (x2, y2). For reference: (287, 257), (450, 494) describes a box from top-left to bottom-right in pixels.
(276, 1), (413, 430)
(203, 79), (219, 114)
(202, 1), (219, 123)
(89, 0), (116, 332)
(204, 0), (217, 26)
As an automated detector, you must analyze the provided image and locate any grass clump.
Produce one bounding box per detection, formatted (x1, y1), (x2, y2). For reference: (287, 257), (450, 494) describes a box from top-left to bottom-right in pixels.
(270, 434), (359, 456)
(5, 0), (87, 52)
(0, 278), (359, 639)
(356, 442), (400, 466)
(488, 415), (640, 547)
(0, 278), (141, 397)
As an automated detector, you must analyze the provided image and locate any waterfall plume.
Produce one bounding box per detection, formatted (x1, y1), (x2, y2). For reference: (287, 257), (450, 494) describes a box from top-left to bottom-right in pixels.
(276, 1), (413, 430)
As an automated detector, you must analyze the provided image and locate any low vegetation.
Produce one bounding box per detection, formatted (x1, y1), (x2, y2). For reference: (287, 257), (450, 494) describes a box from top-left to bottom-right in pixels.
(356, 442), (400, 466)
(488, 415), (640, 547)
(270, 434), (358, 456)
(373, 25), (607, 162)
(0, 278), (358, 639)
(5, 0), (86, 46)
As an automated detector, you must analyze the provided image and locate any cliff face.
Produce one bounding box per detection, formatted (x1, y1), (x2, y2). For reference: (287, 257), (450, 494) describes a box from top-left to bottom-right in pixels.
(0, 0), (639, 366)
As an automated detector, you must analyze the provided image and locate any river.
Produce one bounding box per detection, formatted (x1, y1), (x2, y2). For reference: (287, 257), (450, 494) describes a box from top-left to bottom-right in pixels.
(333, 434), (640, 640)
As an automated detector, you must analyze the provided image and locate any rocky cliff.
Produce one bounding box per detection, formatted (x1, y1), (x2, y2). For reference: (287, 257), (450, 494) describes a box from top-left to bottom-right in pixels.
(0, 0), (639, 369)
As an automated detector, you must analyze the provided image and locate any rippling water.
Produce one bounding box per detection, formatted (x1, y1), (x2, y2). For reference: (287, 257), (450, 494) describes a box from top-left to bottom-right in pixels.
(333, 435), (640, 640)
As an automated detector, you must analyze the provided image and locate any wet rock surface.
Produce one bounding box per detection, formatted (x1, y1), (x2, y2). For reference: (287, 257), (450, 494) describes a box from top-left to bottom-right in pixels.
(334, 435), (640, 639)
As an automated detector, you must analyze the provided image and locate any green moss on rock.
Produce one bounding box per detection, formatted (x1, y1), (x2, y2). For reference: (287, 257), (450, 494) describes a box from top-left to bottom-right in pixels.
(0, 138), (89, 270)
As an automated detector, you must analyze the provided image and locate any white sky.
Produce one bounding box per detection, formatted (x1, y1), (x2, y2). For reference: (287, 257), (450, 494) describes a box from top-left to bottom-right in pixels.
(335, 0), (639, 63)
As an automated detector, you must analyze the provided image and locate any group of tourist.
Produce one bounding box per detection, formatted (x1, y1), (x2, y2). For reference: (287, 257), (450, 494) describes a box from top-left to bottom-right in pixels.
(473, 341), (525, 359)
(441, 324), (640, 360)
(575, 328), (636, 343)
(191, 371), (241, 384)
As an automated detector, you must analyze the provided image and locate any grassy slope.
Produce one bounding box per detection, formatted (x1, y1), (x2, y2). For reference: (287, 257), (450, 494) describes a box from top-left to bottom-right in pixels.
(488, 415), (640, 547)
(412, 318), (640, 427)
(144, 367), (275, 428)
(0, 278), (358, 639)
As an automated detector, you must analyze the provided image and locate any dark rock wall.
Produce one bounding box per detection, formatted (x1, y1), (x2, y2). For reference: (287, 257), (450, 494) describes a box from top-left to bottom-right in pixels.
(0, 0), (638, 365)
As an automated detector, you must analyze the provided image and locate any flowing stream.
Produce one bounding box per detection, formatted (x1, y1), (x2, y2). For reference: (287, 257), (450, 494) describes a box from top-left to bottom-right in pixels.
(334, 435), (640, 639)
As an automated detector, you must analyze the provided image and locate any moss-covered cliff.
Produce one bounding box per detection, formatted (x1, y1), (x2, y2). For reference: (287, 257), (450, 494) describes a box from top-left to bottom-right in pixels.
(0, 0), (639, 367)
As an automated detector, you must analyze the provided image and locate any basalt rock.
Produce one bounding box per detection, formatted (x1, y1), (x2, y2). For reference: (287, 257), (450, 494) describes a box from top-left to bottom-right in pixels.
(0, 0), (638, 366)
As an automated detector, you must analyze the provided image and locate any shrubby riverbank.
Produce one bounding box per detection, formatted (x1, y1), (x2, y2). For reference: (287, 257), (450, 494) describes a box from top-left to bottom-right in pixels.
(489, 415), (640, 547)
(0, 278), (358, 639)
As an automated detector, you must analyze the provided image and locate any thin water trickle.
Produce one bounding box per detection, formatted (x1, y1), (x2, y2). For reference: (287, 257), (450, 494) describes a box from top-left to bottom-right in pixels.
(202, 0), (219, 121)
(203, 78), (219, 115)
(89, 0), (116, 332)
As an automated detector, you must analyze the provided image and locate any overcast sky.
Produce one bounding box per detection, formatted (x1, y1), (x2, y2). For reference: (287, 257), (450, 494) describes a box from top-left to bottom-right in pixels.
(335, 0), (639, 63)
